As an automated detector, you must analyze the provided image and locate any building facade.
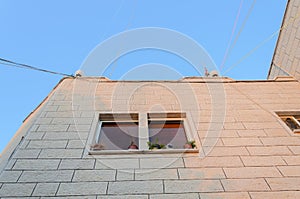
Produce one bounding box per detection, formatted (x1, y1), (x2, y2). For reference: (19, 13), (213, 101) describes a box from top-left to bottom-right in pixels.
(0, 76), (300, 198)
(268, 0), (300, 79)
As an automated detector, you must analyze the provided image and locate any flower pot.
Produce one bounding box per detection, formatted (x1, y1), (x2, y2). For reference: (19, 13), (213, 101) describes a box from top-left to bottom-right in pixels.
(184, 143), (193, 149)
(128, 144), (138, 149)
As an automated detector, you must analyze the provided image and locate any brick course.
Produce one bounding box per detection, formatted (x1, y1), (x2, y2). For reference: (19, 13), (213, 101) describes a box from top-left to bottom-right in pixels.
(1, 75), (300, 198)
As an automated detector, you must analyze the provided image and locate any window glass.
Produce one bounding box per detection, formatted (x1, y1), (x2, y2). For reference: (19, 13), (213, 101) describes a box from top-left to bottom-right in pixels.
(284, 117), (300, 130)
(91, 112), (193, 152)
(294, 115), (300, 123)
(277, 112), (300, 132)
(148, 120), (187, 149)
(98, 122), (139, 150)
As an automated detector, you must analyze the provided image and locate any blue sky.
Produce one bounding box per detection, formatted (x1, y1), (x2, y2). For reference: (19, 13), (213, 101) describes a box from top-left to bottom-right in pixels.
(0, 0), (287, 153)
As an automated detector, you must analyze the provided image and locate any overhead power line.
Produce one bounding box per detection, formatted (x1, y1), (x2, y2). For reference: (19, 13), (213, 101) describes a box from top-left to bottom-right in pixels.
(0, 57), (74, 77)
(223, 2), (300, 76)
(219, 0), (244, 71)
(220, 0), (257, 72)
(223, 30), (280, 75)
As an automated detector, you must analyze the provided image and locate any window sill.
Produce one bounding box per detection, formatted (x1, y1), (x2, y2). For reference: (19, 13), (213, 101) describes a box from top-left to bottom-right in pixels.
(293, 129), (300, 134)
(88, 149), (199, 155)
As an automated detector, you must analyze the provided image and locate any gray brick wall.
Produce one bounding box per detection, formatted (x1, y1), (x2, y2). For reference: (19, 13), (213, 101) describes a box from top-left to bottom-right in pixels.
(269, 0), (300, 79)
(0, 77), (300, 198)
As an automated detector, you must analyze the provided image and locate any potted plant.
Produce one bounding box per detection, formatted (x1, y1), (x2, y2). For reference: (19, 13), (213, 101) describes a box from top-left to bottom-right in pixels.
(184, 140), (196, 149)
(147, 138), (165, 150)
(128, 141), (139, 150)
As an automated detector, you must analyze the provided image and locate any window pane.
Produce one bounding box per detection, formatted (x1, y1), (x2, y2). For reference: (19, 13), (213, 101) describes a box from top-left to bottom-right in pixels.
(98, 122), (139, 150)
(149, 121), (187, 149)
(294, 115), (300, 124)
(284, 117), (300, 130)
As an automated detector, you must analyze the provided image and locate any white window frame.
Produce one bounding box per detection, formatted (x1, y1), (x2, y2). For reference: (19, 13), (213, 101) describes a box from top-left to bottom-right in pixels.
(90, 113), (139, 152)
(276, 111), (300, 134)
(88, 112), (199, 155)
(95, 120), (139, 149)
(147, 113), (193, 148)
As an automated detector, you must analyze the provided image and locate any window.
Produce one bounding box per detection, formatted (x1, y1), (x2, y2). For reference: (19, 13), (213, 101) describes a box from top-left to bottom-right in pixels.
(277, 112), (300, 133)
(91, 113), (139, 150)
(148, 113), (187, 149)
(98, 122), (139, 150)
(90, 112), (197, 153)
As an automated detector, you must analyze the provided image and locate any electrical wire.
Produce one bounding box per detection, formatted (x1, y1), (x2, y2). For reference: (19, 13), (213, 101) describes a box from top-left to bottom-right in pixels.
(108, 0), (138, 78)
(223, 4), (300, 76)
(0, 57), (74, 77)
(220, 0), (256, 72)
(219, 0), (244, 71)
(223, 30), (280, 75)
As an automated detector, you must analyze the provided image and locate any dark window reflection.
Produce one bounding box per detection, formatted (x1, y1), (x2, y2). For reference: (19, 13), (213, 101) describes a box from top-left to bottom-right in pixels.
(98, 122), (139, 150)
(285, 118), (300, 130)
(149, 120), (187, 149)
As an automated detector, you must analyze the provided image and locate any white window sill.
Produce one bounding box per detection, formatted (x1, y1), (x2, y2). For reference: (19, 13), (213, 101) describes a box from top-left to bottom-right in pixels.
(88, 149), (199, 155)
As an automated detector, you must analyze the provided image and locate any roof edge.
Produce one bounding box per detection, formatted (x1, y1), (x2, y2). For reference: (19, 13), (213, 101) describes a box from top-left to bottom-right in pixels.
(73, 76), (298, 83)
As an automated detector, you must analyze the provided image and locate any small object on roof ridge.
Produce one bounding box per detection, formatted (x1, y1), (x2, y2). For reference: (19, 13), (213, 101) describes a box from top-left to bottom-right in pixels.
(204, 67), (209, 77)
(75, 70), (84, 77)
(209, 70), (219, 77)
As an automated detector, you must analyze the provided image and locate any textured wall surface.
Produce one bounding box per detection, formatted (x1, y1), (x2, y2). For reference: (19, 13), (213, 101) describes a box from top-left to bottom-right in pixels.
(1, 77), (300, 198)
(268, 0), (300, 79)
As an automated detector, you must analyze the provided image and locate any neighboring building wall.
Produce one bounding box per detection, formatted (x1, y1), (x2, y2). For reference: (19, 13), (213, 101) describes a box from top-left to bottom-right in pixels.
(1, 77), (300, 198)
(268, 0), (300, 79)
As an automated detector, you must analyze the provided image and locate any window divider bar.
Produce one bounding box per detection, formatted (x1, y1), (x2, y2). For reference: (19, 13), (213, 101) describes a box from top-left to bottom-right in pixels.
(291, 116), (300, 127)
(139, 112), (149, 150)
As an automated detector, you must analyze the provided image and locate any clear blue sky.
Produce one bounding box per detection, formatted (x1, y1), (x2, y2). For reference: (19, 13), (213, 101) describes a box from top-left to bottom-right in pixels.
(0, 0), (287, 153)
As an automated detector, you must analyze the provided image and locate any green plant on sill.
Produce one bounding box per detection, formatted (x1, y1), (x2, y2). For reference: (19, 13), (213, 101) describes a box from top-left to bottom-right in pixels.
(147, 138), (165, 150)
(184, 140), (196, 149)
